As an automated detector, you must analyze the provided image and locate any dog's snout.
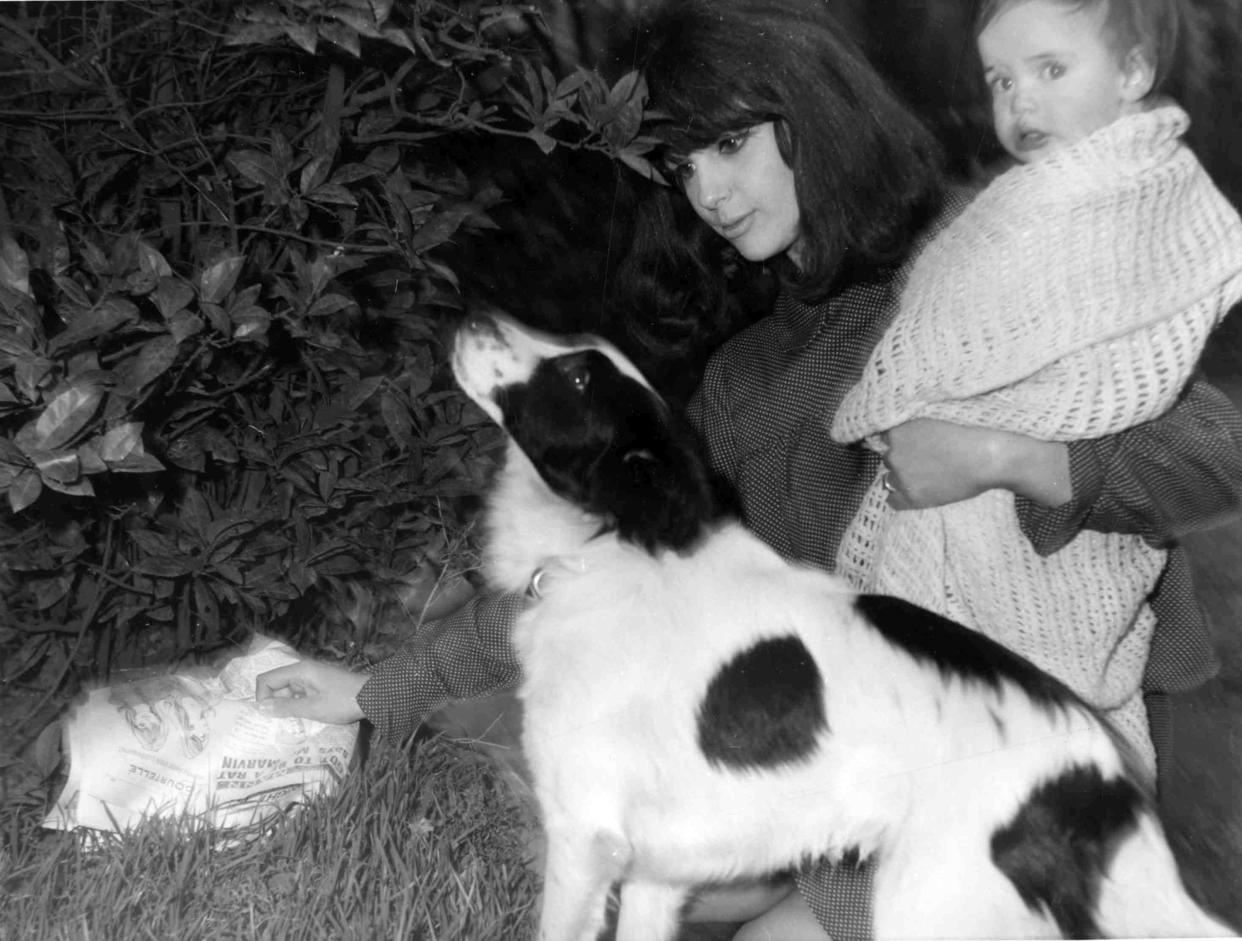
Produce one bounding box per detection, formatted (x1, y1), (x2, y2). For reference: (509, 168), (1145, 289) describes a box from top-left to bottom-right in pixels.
(452, 311), (522, 410)
(461, 312), (501, 341)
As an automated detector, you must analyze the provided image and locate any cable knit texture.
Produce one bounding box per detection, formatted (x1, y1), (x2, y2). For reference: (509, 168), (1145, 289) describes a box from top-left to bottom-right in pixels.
(830, 105), (1242, 768)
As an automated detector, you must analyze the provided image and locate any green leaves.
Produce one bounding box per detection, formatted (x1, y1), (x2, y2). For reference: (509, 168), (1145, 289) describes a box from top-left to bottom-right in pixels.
(198, 255), (245, 306)
(0, 236), (31, 297)
(227, 0), (433, 61)
(18, 382), (102, 452)
(47, 298), (139, 354)
(0, 0), (636, 691)
(4, 392), (167, 510)
(94, 423), (165, 473)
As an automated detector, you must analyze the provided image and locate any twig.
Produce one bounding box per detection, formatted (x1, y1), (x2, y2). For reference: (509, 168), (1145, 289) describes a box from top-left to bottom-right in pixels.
(0, 13), (97, 89)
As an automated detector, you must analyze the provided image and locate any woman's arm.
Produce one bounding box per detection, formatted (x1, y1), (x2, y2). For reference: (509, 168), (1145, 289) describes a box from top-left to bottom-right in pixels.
(880, 419), (1071, 510)
(358, 590), (527, 743)
(257, 590), (527, 745)
(882, 376), (1242, 554)
(1017, 377), (1242, 554)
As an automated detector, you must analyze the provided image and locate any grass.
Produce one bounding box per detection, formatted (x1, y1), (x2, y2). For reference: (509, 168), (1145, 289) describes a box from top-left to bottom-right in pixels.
(0, 519), (546, 941)
(0, 732), (540, 941)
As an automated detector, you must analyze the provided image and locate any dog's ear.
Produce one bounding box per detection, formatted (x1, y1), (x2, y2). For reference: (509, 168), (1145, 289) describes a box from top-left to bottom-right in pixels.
(505, 348), (725, 552)
(593, 434), (718, 552)
(530, 435), (714, 553)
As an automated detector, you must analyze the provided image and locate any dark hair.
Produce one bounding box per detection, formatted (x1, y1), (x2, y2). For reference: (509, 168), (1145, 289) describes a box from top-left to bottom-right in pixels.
(631, 0), (945, 301)
(973, 0), (1186, 97)
(602, 172), (777, 410)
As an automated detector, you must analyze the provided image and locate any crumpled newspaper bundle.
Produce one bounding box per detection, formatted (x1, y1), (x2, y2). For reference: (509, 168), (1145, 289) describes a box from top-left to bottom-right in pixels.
(43, 634), (358, 834)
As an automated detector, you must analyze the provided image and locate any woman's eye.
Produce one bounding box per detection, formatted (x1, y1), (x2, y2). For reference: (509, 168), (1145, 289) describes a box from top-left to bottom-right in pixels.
(718, 131), (748, 155)
(669, 160), (694, 183)
(988, 75), (1012, 94)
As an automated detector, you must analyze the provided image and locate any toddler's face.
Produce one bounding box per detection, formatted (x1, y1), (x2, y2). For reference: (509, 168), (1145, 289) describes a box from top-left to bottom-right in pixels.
(978, 0), (1146, 164)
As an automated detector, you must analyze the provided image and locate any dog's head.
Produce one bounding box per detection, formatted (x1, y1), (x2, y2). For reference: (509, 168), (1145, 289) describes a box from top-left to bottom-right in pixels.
(452, 311), (722, 553)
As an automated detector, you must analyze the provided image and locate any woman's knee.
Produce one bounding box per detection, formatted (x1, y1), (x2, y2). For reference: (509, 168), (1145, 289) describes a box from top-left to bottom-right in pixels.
(731, 887), (832, 941)
(684, 877), (795, 924)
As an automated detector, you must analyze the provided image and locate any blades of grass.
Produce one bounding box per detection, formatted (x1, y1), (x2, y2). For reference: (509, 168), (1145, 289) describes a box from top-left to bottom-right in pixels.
(2, 735), (537, 940)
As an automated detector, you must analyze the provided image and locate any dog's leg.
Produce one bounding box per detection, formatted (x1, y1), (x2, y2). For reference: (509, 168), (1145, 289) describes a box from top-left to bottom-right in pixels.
(1094, 812), (1236, 937)
(536, 826), (630, 941)
(615, 880), (688, 941)
(872, 849), (1055, 940)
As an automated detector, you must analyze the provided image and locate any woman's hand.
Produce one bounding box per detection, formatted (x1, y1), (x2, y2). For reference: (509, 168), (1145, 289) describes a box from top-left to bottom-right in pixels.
(880, 418), (1071, 511)
(255, 659), (367, 725)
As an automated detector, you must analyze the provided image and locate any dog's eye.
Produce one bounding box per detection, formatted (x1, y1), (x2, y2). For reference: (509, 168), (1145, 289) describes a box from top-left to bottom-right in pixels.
(566, 364), (590, 393)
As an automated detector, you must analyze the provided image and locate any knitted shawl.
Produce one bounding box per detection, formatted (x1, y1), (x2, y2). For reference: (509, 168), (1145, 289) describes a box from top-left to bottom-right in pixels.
(829, 105), (1242, 725)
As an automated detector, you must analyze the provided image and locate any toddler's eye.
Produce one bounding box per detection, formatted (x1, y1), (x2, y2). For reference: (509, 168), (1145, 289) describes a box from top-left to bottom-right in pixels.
(1042, 61), (1066, 79)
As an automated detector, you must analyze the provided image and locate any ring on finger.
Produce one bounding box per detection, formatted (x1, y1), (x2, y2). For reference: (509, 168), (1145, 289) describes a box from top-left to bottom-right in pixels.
(881, 473), (895, 493)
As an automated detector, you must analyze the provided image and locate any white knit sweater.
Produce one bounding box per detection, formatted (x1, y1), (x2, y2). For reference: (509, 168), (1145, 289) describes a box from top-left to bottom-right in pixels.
(830, 105), (1242, 763)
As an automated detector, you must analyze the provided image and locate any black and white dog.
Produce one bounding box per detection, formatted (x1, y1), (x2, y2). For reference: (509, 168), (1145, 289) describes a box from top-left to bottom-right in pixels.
(451, 311), (1233, 941)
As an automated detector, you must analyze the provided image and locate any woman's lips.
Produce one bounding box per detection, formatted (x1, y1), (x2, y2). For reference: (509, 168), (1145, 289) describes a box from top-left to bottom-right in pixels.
(718, 212), (753, 238)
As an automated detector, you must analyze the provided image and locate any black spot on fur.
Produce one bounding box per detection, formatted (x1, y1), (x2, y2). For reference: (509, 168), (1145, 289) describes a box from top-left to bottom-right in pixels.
(697, 636), (827, 770)
(991, 765), (1143, 938)
(501, 350), (722, 552)
(855, 595), (1076, 711)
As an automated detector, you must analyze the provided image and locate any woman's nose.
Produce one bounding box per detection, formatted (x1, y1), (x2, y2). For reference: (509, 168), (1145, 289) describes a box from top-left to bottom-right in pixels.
(692, 164), (729, 212)
(695, 182), (729, 214)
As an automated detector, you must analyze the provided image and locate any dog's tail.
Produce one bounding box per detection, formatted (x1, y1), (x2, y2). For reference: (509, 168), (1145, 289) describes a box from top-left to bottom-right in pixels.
(1095, 808), (1235, 938)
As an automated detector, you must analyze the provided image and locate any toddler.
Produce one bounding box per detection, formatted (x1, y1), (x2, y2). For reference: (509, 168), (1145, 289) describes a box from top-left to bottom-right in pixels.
(832, 0), (1242, 772)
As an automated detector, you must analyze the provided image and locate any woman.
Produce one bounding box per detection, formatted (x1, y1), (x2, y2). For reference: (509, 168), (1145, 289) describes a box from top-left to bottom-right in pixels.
(257, 1), (1242, 936)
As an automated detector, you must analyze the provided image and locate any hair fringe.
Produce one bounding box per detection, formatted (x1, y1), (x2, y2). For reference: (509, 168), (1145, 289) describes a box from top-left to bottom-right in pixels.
(625, 0), (945, 305)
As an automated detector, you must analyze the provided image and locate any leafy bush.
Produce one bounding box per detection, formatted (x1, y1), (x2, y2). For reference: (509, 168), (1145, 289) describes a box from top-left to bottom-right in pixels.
(0, 0), (652, 723)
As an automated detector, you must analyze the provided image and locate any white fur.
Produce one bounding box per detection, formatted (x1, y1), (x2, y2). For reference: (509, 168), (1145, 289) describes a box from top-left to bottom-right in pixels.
(452, 314), (1233, 941)
(481, 442), (600, 594)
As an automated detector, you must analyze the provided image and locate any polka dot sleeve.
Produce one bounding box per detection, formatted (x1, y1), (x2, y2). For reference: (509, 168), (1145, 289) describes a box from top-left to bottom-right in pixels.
(355, 590), (528, 745)
(1017, 376), (1242, 557)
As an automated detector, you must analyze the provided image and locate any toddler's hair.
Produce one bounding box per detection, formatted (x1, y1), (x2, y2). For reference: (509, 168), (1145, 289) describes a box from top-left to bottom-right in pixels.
(973, 0), (1183, 96)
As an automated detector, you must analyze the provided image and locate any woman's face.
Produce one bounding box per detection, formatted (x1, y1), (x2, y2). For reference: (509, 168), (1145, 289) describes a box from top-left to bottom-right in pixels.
(670, 122), (802, 263)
